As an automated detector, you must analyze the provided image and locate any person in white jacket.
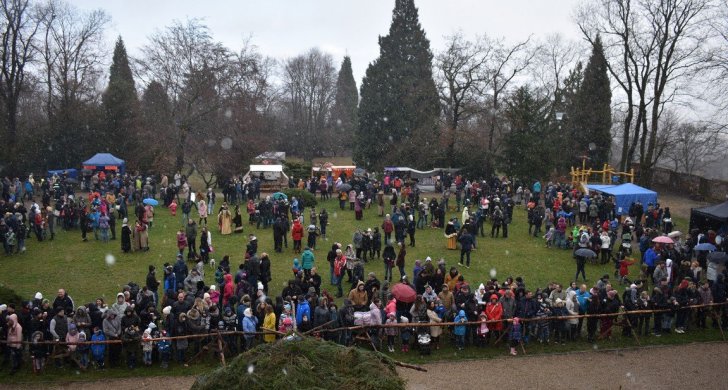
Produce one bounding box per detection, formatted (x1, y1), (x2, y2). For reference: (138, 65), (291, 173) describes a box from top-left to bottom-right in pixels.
(600, 230), (612, 265)
(565, 290), (579, 340)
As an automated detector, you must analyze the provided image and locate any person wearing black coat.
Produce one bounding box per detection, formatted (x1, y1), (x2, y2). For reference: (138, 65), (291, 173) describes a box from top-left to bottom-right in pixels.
(146, 265), (160, 305)
(259, 253), (272, 293)
(711, 274), (727, 327)
(651, 287), (668, 336)
(246, 255), (261, 294)
(173, 257), (188, 292)
(454, 284), (478, 345)
(586, 289), (602, 342)
(273, 218), (285, 252)
(382, 242), (396, 283)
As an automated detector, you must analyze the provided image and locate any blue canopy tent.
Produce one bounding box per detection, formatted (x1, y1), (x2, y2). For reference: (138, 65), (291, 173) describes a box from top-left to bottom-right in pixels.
(82, 153), (126, 175)
(588, 183), (658, 216)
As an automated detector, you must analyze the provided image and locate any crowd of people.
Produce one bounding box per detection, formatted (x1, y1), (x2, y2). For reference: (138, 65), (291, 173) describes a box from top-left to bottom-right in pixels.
(1, 172), (727, 376)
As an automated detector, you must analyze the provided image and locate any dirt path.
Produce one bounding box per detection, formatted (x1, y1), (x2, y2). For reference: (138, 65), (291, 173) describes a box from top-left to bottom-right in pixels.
(7, 376), (196, 390)
(398, 342), (728, 389)
(7, 342), (726, 389)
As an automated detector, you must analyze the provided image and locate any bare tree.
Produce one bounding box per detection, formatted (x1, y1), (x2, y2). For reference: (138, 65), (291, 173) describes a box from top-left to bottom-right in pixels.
(577, 0), (714, 184)
(661, 116), (724, 176)
(0, 0), (41, 170)
(34, 0), (109, 167)
(532, 33), (582, 102)
(279, 47), (336, 160)
(435, 32), (490, 163)
(137, 19), (231, 171)
(482, 35), (536, 156)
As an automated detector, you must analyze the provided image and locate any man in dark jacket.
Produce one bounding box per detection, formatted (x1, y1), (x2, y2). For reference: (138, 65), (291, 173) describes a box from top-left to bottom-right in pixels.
(458, 230), (474, 268)
(146, 265), (160, 305)
(173, 256), (188, 292)
(52, 289), (74, 314)
(454, 284), (478, 345)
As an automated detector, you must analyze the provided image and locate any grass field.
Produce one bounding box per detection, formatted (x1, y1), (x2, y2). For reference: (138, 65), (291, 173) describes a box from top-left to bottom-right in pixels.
(3, 195), (641, 304)
(4, 192), (724, 384)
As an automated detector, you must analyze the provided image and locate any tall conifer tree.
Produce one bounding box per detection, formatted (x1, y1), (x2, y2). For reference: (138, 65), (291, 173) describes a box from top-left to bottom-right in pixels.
(102, 37), (139, 157)
(331, 56), (358, 152)
(355, 0), (440, 169)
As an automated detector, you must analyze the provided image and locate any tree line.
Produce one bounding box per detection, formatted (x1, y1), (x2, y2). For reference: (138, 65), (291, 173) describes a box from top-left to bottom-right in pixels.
(0, 0), (725, 184)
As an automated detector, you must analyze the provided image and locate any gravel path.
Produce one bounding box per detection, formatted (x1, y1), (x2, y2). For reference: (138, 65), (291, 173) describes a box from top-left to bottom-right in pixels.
(398, 342), (728, 390)
(6, 342), (726, 389)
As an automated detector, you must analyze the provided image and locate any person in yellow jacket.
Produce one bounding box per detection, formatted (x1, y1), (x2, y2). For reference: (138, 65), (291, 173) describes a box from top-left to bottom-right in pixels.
(262, 305), (277, 343)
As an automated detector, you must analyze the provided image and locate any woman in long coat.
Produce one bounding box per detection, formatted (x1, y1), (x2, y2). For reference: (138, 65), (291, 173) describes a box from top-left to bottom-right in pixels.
(121, 218), (132, 253)
(218, 204), (232, 235)
(133, 220), (149, 251)
(198, 197), (208, 226)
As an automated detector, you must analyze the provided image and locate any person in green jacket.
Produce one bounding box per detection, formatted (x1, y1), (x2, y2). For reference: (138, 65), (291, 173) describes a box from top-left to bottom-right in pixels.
(301, 247), (315, 278)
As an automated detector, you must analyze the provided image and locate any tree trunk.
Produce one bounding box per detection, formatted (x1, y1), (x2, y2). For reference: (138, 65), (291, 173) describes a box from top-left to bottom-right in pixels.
(176, 126), (187, 172)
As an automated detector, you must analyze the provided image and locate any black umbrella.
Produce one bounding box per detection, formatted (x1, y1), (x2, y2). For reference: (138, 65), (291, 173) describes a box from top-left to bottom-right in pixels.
(574, 248), (597, 258)
(708, 251), (727, 265)
(338, 183), (352, 192)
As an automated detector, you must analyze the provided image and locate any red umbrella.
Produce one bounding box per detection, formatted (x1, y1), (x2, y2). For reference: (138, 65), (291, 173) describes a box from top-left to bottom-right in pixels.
(652, 236), (674, 244)
(391, 283), (417, 303)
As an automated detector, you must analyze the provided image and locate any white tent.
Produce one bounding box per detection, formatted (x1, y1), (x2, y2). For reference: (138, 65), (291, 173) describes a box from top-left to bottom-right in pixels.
(244, 164), (289, 182)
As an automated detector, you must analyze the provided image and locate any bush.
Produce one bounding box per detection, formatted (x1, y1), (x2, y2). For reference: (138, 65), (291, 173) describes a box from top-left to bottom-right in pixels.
(192, 337), (405, 390)
(283, 160), (312, 181)
(282, 188), (317, 209)
(0, 284), (24, 307)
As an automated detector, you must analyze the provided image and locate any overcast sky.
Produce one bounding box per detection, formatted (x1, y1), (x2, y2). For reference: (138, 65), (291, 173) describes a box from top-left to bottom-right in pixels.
(73, 0), (584, 84)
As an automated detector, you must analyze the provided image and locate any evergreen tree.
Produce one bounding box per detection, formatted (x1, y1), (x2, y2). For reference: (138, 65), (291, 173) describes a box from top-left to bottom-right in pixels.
(355, 0), (440, 170)
(102, 37), (139, 158)
(330, 56), (358, 154)
(139, 80), (174, 171)
(501, 86), (553, 181)
(573, 35), (612, 165)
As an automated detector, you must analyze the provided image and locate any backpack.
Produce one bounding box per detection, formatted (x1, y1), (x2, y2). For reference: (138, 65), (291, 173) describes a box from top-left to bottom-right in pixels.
(579, 233), (589, 246)
(5, 230), (16, 246)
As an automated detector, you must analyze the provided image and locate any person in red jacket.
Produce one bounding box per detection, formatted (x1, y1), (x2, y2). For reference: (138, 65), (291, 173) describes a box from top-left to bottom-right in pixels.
(381, 214), (394, 244)
(485, 294), (503, 343)
(333, 249), (347, 297)
(291, 218), (304, 254)
(222, 273), (234, 308)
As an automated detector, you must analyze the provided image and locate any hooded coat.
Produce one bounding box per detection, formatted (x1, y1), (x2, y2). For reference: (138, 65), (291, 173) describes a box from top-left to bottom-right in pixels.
(348, 281), (369, 308)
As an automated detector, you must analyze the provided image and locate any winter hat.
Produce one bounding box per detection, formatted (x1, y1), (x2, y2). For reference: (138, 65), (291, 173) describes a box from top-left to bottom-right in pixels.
(555, 298), (563, 305)
(162, 306), (172, 315)
(122, 218), (128, 224)
(0, 304), (6, 312)
(34, 292), (43, 300)
(210, 285), (217, 291)
(400, 316), (409, 323)
(490, 294), (499, 301)
(258, 281), (264, 291)
(244, 308), (253, 317)
(630, 284), (638, 289)
(68, 323), (77, 331)
(148, 322), (157, 330)
(203, 292), (211, 300)
(425, 256), (432, 262)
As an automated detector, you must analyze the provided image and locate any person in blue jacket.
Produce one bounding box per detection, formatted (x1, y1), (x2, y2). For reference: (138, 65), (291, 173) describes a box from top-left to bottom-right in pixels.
(453, 309), (467, 350)
(296, 296), (311, 326)
(242, 308), (258, 350)
(90, 327), (106, 368)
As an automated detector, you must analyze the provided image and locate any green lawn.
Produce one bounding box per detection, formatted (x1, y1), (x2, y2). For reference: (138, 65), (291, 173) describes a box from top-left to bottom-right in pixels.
(4, 193), (722, 383)
(3, 197), (638, 303)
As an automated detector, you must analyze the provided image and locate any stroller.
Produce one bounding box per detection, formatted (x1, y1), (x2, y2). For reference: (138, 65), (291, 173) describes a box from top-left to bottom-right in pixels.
(416, 320), (431, 355)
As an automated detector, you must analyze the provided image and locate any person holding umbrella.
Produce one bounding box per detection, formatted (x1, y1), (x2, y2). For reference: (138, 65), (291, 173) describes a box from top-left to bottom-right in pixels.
(574, 253), (587, 282)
